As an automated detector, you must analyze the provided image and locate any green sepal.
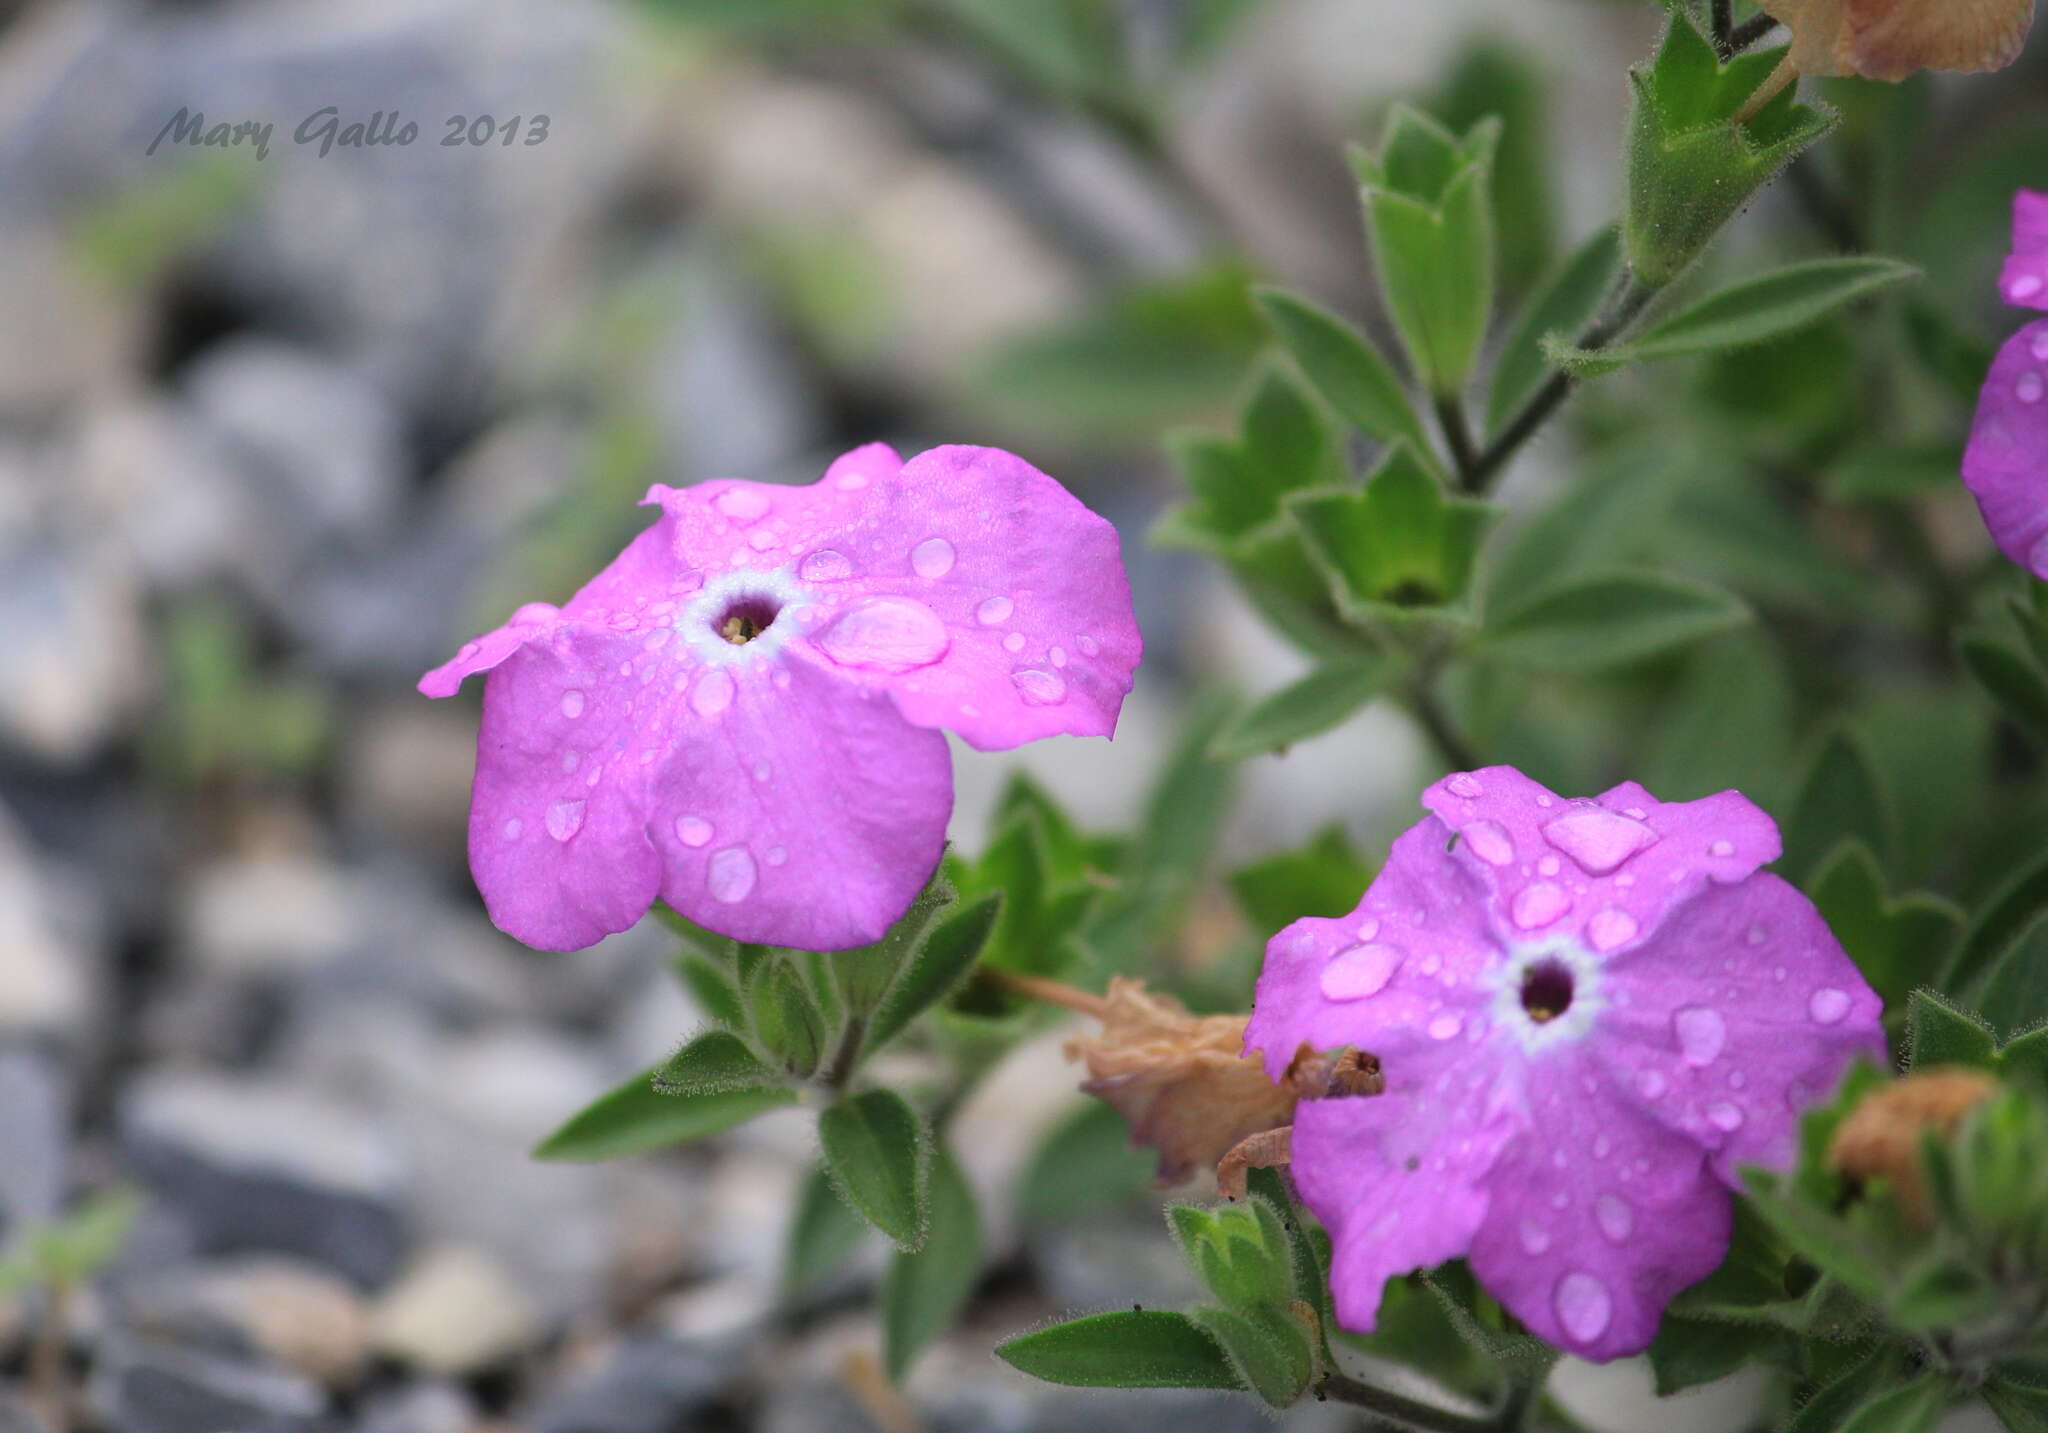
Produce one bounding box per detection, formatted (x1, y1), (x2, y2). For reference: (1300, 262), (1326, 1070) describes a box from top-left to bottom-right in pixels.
(1288, 443), (1497, 619)
(652, 1029), (781, 1096)
(1906, 990), (1997, 1071)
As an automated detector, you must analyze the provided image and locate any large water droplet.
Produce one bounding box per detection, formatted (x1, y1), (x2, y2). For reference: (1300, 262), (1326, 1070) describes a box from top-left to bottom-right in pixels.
(1519, 1219), (1551, 1255)
(1447, 773), (1483, 798)
(676, 815), (713, 848)
(1077, 635), (1101, 657)
(765, 845), (788, 867)
(561, 749), (580, 774)
(1595, 1194), (1634, 1243)
(1675, 1006), (1726, 1066)
(714, 487), (770, 524)
(2033, 331), (2048, 362)
(1460, 819), (1514, 866)
(814, 597), (950, 673)
(513, 601), (560, 626)
(1003, 631), (1026, 653)
(976, 595), (1014, 625)
(708, 846), (757, 903)
(1588, 908), (1639, 952)
(1428, 1012), (1464, 1040)
(1554, 1273), (1612, 1344)
(1542, 807), (1659, 874)
(691, 668), (736, 718)
(1808, 987), (1851, 1025)
(2017, 274), (2047, 301)
(501, 818), (523, 841)
(1707, 1101), (1745, 1132)
(2023, 372), (2048, 405)
(910, 536), (956, 579)
(545, 800), (586, 841)
(1511, 882), (1570, 930)
(1319, 943), (1402, 1001)
(561, 689), (586, 719)
(1012, 668), (1067, 706)
(799, 549), (855, 582)
(1708, 839), (1734, 857)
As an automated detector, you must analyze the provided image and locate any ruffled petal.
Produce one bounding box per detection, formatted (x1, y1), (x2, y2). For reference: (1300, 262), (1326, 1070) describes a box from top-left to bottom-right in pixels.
(1419, 768), (1779, 959)
(1596, 873), (1886, 1183)
(1291, 1057), (1522, 1336)
(418, 602), (564, 698)
(465, 626), (665, 951)
(1964, 318), (2048, 579)
(1245, 818), (1501, 1084)
(1469, 1057), (1730, 1362)
(648, 653), (952, 950)
(2002, 190), (2048, 310)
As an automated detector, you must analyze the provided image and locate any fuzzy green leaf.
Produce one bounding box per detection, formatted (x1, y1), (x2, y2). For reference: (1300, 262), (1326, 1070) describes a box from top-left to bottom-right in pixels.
(819, 1089), (931, 1251)
(997, 1310), (1243, 1390)
(1256, 287), (1427, 449)
(882, 1146), (981, 1379)
(534, 1066), (797, 1162)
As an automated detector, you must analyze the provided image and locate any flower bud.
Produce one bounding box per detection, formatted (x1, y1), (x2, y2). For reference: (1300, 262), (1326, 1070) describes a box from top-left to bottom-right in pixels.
(1825, 1065), (1998, 1223)
(1761, 0), (2033, 82)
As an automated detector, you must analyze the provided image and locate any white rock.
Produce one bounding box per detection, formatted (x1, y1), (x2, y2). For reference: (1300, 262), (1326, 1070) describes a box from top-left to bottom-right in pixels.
(371, 1244), (539, 1375)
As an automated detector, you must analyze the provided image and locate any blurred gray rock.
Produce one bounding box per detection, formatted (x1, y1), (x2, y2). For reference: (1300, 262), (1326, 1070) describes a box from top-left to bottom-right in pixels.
(118, 1256), (371, 1390)
(119, 1072), (408, 1288)
(176, 854), (361, 979)
(89, 1335), (328, 1433)
(1029, 1220), (1200, 1315)
(71, 395), (250, 591)
(353, 1381), (478, 1433)
(0, 1044), (69, 1246)
(0, 537), (146, 765)
(369, 1243), (538, 1376)
(525, 1335), (735, 1433)
(0, 806), (94, 1042)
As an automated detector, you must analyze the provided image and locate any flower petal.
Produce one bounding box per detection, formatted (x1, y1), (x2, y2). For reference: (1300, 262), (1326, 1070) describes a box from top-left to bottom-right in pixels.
(1291, 1058), (1521, 1336)
(1420, 768), (1779, 957)
(1964, 318), (2048, 579)
(1245, 818), (1500, 1084)
(1470, 1059), (1730, 1362)
(2002, 190), (2048, 311)
(648, 653), (952, 950)
(418, 603), (562, 698)
(464, 627), (665, 951)
(1595, 873), (1886, 1183)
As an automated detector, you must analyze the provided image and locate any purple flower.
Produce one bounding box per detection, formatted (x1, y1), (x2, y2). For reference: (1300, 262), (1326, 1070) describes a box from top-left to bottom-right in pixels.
(1964, 189), (2048, 578)
(420, 443), (1140, 953)
(1244, 766), (1883, 1362)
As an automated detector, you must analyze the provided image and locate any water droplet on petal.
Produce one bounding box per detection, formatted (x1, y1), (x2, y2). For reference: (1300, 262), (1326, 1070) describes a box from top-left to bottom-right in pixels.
(2021, 371), (2046, 405)
(1461, 820), (1515, 866)
(1542, 807), (1659, 874)
(765, 845), (788, 867)
(1511, 882), (1570, 930)
(691, 668), (735, 718)
(1012, 668), (1067, 706)
(1003, 631), (1026, 653)
(1447, 773), (1483, 798)
(514, 601), (560, 626)
(714, 487), (770, 523)
(501, 818), (523, 841)
(1808, 987), (1851, 1024)
(707, 846), (757, 903)
(2017, 274), (2047, 301)
(1428, 1012), (1464, 1040)
(1554, 1273), (1612, 1344)
(1707, 1101), (1745, 1132)
(1747, 923), (1768, 946)
(1320, 943), (1403, 1001)
(1077, 635), (1100, 657)
(814, 597), (950, 673)
(799, 549), (855, 582)
(1708, 839), (1734, 857)
(676, 816), (713, 848)
(1356, 917), (1380, 941)
(2033, 331), (2048, 362)
(545, 800), (586, 841)
(911, 536), (956, 578)
(561, 750), (580, 774)
(976, 595), (1014, 625)
(1049, 646), (1067, 668)
(561, 690), (586, 719)
(1636, 1069), (1667, 1100)
(1675, 1006), (1726, 1066)
(1595, 1194), (1634, 1243)
(1518, 1219), (1551, 1255)
(1588, 908), (1638, 952)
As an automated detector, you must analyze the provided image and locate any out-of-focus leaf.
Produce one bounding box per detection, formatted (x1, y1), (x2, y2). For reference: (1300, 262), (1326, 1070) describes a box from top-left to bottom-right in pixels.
(1228, 826), (1373, 933)
(1808, 842), (1961, 1013)
(783, 1162), (871, 1297)
(1905, 990), (1996, 1071)
(1784, 729), (1894, 886)
(1640, 632), (1795, 807)
(1018, 1101), (1156, 1227)
(1255, 287), (1428, 451)
(1290, 445), (1498, 618)
(1479, 570), (1749, 672)
(1209, 659), (1392, 760)
(1486, 226), (1620, 436)
(882, 1146), (981, 1379)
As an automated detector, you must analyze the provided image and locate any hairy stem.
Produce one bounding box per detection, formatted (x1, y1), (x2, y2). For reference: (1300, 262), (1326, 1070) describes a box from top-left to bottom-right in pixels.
(1733, 50), (1799, 125)
(821, 1016), (868, 1093)
(1727, 11), (1782, 54)
(981, 968), (1111, 1019)
(1711, 0), (1735, 54)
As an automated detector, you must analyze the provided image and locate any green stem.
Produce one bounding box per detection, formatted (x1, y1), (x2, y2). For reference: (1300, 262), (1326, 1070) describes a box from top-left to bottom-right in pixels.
(1317, 1371), (1500, 1433)
(1435, 395), (1483, 493)
(820, 1016), (867, 1094)
(1410, 676), (1480, 773)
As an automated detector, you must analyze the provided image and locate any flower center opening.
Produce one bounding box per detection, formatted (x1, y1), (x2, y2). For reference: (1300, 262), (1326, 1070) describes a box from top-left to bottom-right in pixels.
(1520, 959), (1575, 1024)
(715, 595), (782, 645)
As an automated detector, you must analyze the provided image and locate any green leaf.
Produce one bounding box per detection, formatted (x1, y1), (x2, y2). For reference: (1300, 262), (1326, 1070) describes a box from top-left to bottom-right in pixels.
(783, 1162), (871, 1298)
(1255, 287), (1427, 450)
(1641, 632), (1796, 807)
(1785, 729), (1894, 885)
(1486, 225), (1620, 435)
(1808, 842), (1962, 1013)
(1019, 1101), (1156, 1226)
(1986, 1376), (2048, 1432)
(652, 1029), (779, 1096)
(1241, 360), (1346, 492)
(1647, 1316), (1792, 1396)
(882, 1146), (981, 1379)
(1837, 1373), (1951, 1433)
(819, 1090), (931, 1251)
(830, 879), (957, 1016)
(997, 1310), (1243, 1390)
(534, 1066), (798, 1162)
(1209, 660), (1392, 760)
(1946, 848), (2048, 995)
(1740, 1174), (1890, 1302)
(2000, 1025), (2048, 1092)
(1364, 160), (1496, 395)
(33, 1188), (145, 1282)
(673, 953), (746, 1030)
(932, 0), (1124, 103)
(1978, 921), (2048, 1037)
(1906, 991), (1996, 1070)
(1967, 629), (2048, 749)
(1431, 40), (1556, 294)
(1559, 259), (1919, 372)
(1228, 825), (1373, 932)
(1289, 445), (1498, 618)
(749, 957), (829, 1078)
(1484, 438), (1688, 612)
(863, 892), (1003, 1055)
(1190, 1305), (1311, 1407)
(1787, 1348), (1901, 1433)
(1479, 570), (1749, 672)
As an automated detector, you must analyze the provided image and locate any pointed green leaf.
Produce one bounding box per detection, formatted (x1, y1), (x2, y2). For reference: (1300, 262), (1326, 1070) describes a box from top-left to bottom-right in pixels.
(1837, 1373), (1951, 1433)
(1999, 1026), (2048, 1092)
(1986, 1376), (2048, 1432)
(863, 892), (1003, 1055)
(818, 1089), (931, 1251)
(1808, 842), (1961, 1012)
(673, 953), (746, 1030)
(1605, 258), (1919, 366)
(1740, 1175), (1890, 1302)
(1485, 438), (1688, 611)
(1228, 825), (1373, 932)
(1365, 162), (1495, 395)
(1961, 632), (2048, 747)
(1647, 1316), (1794, 1396)
(1946, 848), (2048, 994)
(1019, 1101), (1155, 1226)
(1479, 570), (1749, 672)
(1786, 1347), (1900, 1433)
(1785, 730), (1894, 884)
(1209, 659), (1392, 760)
(1906, 990), (1996, 1071)
(1190, 1305), (1310, 1407)
(882, 1145), (981, 1379)
(1255, 287), (1427, 449)
(1642, 632), (1796, 807)
(997, 1310), (1242, 1390)
(1487, 225), (1621, 434)
(534, 1066), (797, 1162)
(652, 1029), (779, 1096)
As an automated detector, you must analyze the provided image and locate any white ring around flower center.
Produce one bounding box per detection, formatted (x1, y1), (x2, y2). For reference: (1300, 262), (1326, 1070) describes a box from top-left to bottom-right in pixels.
(1490, 941), (1605, 1056)
(675, 566), (811, 667)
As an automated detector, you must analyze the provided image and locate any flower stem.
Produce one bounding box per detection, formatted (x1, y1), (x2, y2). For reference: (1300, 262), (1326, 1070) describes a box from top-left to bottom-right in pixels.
(821, 1016), (868, 1093)
(1317, 1371), (1499, 1433)
(980, 968), (1110, 1019)
(1408, 673), (1480, 773)
(1434, 395), (1483, 494)
(1727, 12), (1783, 54)
(1733, 51), (1799, 125)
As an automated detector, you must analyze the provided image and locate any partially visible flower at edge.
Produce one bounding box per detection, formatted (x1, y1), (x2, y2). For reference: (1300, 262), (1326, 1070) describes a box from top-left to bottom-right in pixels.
(420, 444), (1141, 953)
(1964, 189), (2048, 580)
(1244, 766), (1885, 1362)
(1760, 0), (2033, 81)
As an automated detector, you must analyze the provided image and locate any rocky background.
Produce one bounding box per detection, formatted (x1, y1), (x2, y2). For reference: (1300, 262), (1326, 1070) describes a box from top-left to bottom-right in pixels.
(2, 0), (2005, 1430)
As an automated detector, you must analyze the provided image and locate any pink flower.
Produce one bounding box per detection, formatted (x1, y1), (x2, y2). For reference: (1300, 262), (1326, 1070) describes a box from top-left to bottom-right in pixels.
(420, 444), (1140, 953)
(1244, 767), (1883, 1361)
(1964, 189), (2048, 579)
